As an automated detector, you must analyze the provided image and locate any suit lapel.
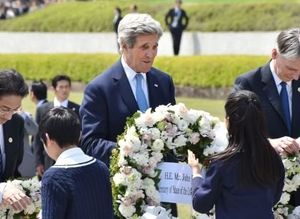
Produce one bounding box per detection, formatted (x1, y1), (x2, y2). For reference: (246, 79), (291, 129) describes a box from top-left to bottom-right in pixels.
(112, 61), (138, 114)
(261, 64), (286, 125)
(2, 122), (14, 177)
(147, 70), (161, 109)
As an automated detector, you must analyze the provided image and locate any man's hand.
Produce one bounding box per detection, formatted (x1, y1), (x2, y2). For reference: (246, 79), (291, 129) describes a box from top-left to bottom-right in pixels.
(2, 183), (31, 212)
(269, 137), (300, 155)
(36, 164), (44, 178)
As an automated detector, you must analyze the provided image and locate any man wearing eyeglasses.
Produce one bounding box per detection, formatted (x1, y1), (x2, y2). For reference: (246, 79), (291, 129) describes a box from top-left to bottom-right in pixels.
(0, 69), (31, 211)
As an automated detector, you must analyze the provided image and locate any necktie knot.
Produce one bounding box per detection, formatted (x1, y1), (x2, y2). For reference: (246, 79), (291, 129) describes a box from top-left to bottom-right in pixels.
(135, 74), (148, 112)
(280, 81), (287, 88)
(136, 73), (143, 82)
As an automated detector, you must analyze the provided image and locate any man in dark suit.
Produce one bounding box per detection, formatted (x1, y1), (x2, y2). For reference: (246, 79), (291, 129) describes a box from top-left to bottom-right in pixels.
(17, 80), (48, 178)
(234, 28), (300, 154)
(80, 13), (177, 215)
(34, 75), (80, 177)
(234, 28), (300, 204)
(0, 69), (31, 211)
(165, 0), (189, 56)
(30, 80), (48, 119)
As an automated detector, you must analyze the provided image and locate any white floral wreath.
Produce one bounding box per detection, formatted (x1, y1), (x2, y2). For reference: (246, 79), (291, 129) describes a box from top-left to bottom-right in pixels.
(0, 177), (41, 219)
(110, 103), (228, 218)
(274, 154), (300, 218)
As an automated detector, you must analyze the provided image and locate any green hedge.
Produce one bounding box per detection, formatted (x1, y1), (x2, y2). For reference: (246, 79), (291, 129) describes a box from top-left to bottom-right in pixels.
(0, 2), (300, 32)
(0, 54), (268, 87)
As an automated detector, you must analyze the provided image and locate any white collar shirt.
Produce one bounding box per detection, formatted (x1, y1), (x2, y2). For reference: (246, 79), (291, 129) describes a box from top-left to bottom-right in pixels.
(53, 97), (68, 108)
(270, 60), (292, 118)
(121, 57), (149, 106)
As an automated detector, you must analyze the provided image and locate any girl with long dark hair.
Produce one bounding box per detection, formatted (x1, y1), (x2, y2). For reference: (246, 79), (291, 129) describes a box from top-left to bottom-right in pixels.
(188, 90), (285, 219)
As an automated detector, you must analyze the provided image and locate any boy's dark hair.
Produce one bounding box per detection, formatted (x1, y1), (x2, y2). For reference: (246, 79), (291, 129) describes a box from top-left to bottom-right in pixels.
(0, 69), (28, 98)
(51, 75), (71, 88)
(39, 107), (80, 148)
(31, 80), (47, 100)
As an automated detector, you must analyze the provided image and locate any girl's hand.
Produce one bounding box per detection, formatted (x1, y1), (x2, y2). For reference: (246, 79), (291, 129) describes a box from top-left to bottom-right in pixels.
(188, 150), (201, 175)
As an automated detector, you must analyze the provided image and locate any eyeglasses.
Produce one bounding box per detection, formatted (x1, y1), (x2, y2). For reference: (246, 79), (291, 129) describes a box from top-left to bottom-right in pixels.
(0, 106), (20, 115)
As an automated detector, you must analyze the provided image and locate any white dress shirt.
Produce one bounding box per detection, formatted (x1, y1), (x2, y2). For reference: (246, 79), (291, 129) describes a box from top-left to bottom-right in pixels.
(0, 125), (6, 203)
(121, 57), (150, 106)
(0, 125), (6, 173)
(53, 97), (68, 108)
(270, 60), (292, 118)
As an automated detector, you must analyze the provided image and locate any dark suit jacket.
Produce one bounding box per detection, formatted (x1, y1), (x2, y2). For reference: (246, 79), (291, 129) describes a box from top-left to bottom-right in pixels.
(2, 114), (24, 181)
(80, 60), (176, 166)
(35, 99), (48, 124)
(192, 154), (284, 219)
(113, 15), (122, 34)
(165, 8), (189, 31)
(234, 62), (300, 139)
(34, 100), (80, 170)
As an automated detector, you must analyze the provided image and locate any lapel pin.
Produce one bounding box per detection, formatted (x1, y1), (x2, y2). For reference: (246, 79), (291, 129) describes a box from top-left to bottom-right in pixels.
(154, 84), (158, 88)
(8, 137), (13, 143)
(72, 107), (76, 111)
(298, 87), (300, 92)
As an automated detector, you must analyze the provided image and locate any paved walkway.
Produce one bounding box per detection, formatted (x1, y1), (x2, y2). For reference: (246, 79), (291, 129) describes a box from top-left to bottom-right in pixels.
(0, 31), (279, 55)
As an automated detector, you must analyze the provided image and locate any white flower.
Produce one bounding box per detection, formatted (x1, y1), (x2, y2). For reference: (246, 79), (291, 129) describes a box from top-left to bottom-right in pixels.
(142, 206), (173, 219)
(177, 119), (188, 131)
(173, 135), (187, 148)
(131, 151), (149, 166)
(292, 174), (300, 187)
(283, 178), (297, 192)
(119, 203), (136, 218)
(210, 122), (228, 149)
(143, 178), (155, 187)
(283, 159), (293, 170)
(279, 192), (290, 205)
(124, 133), (141, 153)
(113, 173), (126, 186)
(149, 128), (161, 140)
(275, 206), (289, 217)
(145, 186), (160, 204)
(199, 116), (213, 137)
(135, 111), (156, 128)
(173, 103), (189, 117)
(288, 206), (300, 218)
(118, 139), (133, 156)
(151, 152), (163, 164)
(152, 139), (164, 152)
(189, 132), (200, 144)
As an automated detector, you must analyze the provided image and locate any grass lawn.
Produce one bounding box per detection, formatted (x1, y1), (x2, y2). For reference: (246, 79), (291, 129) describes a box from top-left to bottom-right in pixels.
(22, 91), (225, 119)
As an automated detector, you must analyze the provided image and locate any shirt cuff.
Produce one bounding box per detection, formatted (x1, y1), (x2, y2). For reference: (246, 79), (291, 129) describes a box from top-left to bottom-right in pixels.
(192, 174), (203, 178)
